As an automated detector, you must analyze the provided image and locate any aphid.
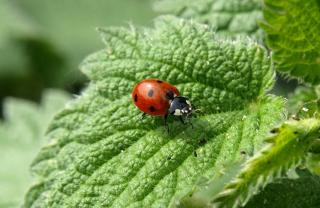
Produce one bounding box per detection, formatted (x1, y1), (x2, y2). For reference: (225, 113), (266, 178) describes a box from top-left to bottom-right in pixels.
(132, 79), (195, 131)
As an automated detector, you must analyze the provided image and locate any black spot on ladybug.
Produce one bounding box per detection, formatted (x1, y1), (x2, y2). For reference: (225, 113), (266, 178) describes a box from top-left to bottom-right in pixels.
(157, 80), (163, 83)
(134, 94), (138, 102)
(148, 89), (154, 97)
(149, 106), (156, 112)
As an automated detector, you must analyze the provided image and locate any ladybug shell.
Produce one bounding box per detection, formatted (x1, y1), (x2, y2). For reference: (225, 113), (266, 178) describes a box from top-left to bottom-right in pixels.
(132, 79), (180, 116)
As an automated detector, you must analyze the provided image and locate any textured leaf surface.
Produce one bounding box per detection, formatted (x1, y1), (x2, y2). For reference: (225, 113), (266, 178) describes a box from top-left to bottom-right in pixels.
(25, 16), (284, 208)
(153, 0), (263, 39)
(212, 118), (320, 208)
(261, 0), (320, 84)
(0, 90), (70, 207)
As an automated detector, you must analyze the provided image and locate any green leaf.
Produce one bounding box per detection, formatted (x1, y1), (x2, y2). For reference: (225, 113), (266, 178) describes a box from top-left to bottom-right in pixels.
(286, 86), (320, 176)
(261, 0), (320, 84)
(153, 0), (263, 40)
(0, 90), (70, 207)
(287, 85), (320, 118)
(25, 16), (284, 208)
(172, 162), (243, 208)
(244, 170), (320, 208)
(306, 153), (320, 176)
(176, 168), (320, 208)
(211, 118), (320, 208)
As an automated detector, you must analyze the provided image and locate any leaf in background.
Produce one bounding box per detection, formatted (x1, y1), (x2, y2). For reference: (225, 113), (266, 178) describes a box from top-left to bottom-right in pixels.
(0, 90), (70, 207)
(306, 153), (320, 176)
(287, 86), (320, 177)
(244, 170), (320, 208)
(153, 0), (264, 40)
(287, 85), (320, 118)
(211, 118), (320, 208)
(25, 16), (284, 208)
(261, 0), (320, 85)
(176, 169), (320, 208)
(173, 162), (243, 208)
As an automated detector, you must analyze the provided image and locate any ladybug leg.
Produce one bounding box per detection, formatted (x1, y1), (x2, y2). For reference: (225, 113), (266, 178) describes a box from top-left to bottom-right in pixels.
(189, 121), (194, 129)
(164, 114), (169, 133)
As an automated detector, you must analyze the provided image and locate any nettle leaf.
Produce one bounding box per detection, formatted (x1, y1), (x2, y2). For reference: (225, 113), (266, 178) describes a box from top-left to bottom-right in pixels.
(211, 118), (320, 208)
(287, 85), (320, 118)
(287, 86), (320, 176)
(0, 90), (70, 207)
(25, 16), (284, 208)
(306, 153), (320, 176)
(176, 169), (320, 208)
(153, 0), (263, 40)
(261, 0), (320, 84)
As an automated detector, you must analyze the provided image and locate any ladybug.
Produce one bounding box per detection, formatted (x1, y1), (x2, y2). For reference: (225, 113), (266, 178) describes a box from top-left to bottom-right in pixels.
(132, 79), (194, 131)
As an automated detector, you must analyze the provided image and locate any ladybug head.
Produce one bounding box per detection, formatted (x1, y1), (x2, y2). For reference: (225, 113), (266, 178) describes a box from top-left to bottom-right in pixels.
(168, 96), (194, 117)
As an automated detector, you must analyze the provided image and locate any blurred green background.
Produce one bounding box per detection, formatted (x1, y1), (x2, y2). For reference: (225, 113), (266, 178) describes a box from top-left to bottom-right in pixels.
(0, 0), (156, 113)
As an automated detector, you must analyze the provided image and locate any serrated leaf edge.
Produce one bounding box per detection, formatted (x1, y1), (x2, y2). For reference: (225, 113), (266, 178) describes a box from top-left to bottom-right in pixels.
(211, 118), (320, 208)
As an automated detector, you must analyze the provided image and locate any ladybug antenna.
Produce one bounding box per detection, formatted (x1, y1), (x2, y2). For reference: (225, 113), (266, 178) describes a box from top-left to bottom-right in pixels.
(187, 108), (201, 119)
(193, 108), (201, 113)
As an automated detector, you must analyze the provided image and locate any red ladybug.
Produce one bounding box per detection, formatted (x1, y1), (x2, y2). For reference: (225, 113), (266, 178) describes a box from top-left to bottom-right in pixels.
(132, 79), (194, 130)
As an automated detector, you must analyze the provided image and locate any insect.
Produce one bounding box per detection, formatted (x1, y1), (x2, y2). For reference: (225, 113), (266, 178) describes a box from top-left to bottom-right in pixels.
(132, 79), (194, 131)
